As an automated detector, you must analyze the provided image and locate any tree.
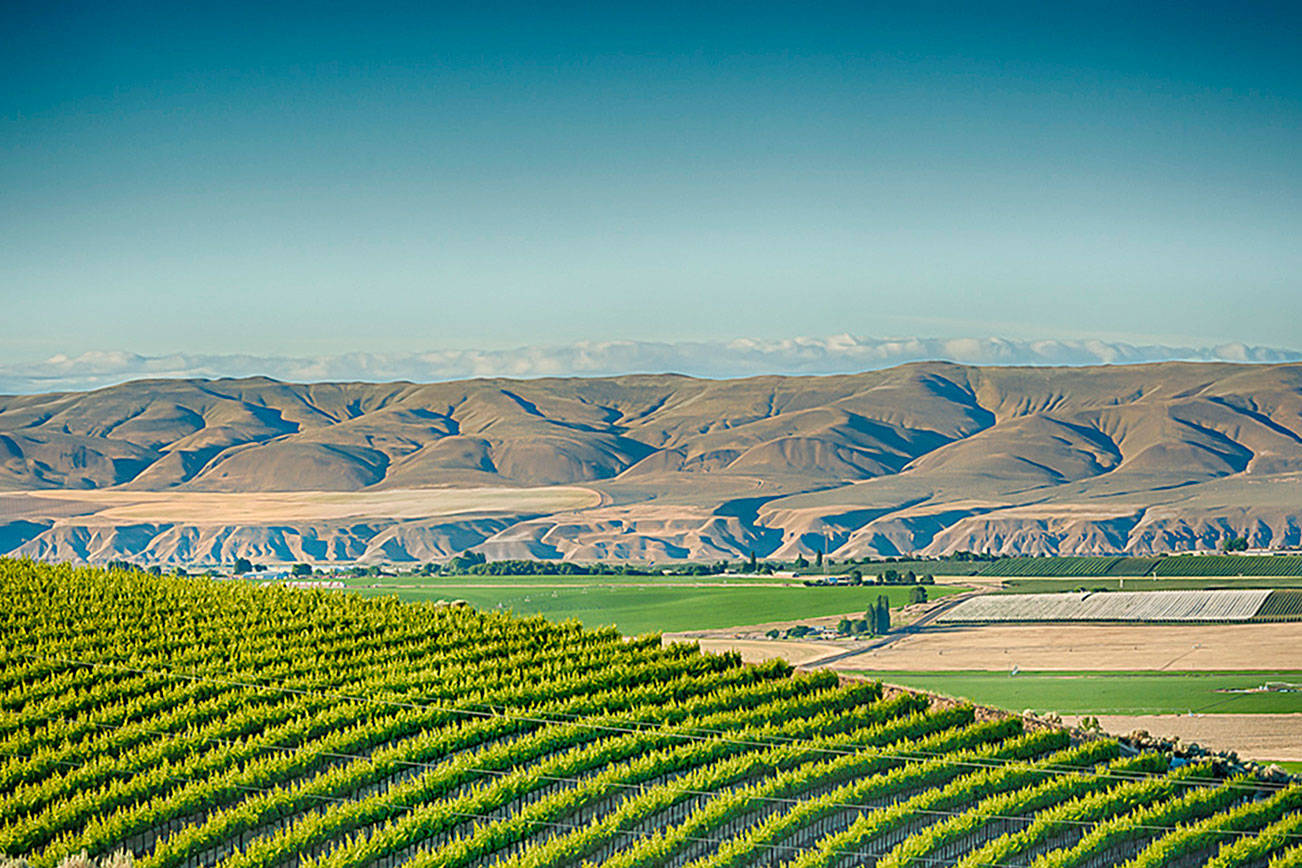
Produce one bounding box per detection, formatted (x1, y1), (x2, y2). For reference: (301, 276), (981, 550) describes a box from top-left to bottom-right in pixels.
(874, 595), (891, 634)
(920, 573), (935, 585)
(447, 552), (487, 573)
(910, 585), (928, 605)
(837, 618), (852, 635)
(748, 550), (758, 571)
(1220, 535), (1249, 552)
(234, 557), (253, 574)
(815, 549), (823, 569)
(291, 563), (312, 577)
(848, 568), (863, 586)
(904, 570), (917, 584)
(794, 554), (809, 569)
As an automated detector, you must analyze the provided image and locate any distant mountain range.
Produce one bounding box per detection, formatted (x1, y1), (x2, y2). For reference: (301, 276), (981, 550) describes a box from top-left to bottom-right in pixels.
(2, 361), (1301, 563)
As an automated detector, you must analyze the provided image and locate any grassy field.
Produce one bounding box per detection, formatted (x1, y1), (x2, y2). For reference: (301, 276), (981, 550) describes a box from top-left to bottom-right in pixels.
(344, 579), (958, 635)
(848, 670), (1302, 715)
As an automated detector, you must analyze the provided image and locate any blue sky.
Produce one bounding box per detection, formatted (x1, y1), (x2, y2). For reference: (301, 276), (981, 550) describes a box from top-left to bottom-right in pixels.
(2, 1), (1299, 366)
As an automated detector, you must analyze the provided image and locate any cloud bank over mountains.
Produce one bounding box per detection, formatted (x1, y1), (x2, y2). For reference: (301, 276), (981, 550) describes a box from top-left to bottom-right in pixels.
(3, 335), (1299, 394)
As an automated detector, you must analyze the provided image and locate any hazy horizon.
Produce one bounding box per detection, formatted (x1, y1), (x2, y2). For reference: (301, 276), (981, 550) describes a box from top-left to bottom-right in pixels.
(2, 333), (1299, 394)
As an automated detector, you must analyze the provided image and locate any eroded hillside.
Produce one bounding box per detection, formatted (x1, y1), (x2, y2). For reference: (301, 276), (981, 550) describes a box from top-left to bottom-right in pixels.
(2, 361), (1301, 562)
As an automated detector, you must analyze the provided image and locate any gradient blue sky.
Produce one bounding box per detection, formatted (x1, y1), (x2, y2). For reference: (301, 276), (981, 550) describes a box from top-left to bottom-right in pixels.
(2, 1), (1299, 363)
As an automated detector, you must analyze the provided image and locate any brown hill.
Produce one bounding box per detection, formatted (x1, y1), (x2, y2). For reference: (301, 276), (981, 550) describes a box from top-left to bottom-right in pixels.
(2, 361), (1301, 563)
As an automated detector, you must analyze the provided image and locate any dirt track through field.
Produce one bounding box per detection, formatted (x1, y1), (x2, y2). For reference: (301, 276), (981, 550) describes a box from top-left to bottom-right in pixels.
(821, 622), (1302, 672)
(1061, 714), (1302, 762)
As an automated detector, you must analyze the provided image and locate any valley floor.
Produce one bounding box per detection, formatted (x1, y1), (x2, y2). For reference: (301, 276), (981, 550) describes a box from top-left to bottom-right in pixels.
(671, 603), (1302, 765)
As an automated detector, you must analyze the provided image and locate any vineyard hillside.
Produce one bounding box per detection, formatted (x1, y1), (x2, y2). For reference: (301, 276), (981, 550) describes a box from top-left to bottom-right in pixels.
(0, 560), (1298, 868)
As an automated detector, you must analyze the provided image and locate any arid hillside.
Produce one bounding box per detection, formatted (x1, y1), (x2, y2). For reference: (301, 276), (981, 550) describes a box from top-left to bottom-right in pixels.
(3, 361), (1301, 563)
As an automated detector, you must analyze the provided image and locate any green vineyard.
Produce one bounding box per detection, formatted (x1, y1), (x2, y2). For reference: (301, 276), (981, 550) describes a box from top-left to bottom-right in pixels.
(977, 558), (1135, 578)
(1, 560), (1298, 868)
(976, 555), (1302, 578)
(1151, 556), (1302, 577)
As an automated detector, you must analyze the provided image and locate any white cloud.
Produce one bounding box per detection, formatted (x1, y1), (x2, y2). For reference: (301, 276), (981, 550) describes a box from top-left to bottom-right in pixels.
(1, 335), (1298, 394)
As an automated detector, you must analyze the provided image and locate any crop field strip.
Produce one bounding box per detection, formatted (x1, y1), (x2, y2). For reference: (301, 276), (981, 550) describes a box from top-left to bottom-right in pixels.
(1, 562), (1299, 868)
(845, 671), (1302, 717)
(974, 555), (1302, 578)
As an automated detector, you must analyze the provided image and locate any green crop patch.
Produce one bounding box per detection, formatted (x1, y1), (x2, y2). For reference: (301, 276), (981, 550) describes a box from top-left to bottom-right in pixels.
(848, 670), (1302, 715)
(346, 581), (958, 635)
(1152, 555), (1302, 577)
(976, 555), (1302, 579)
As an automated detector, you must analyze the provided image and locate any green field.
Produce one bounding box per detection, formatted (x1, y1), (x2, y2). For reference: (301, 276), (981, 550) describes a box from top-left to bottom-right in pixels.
(345, 579), (958, 634)
(849, 670), (1302, 715)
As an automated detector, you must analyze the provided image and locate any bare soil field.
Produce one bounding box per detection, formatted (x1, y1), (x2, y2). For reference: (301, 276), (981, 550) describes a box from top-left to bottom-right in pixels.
(1060, 713), (1302, 762)
(10, 486), (602, 523)
(823, 622), (1302, 672)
